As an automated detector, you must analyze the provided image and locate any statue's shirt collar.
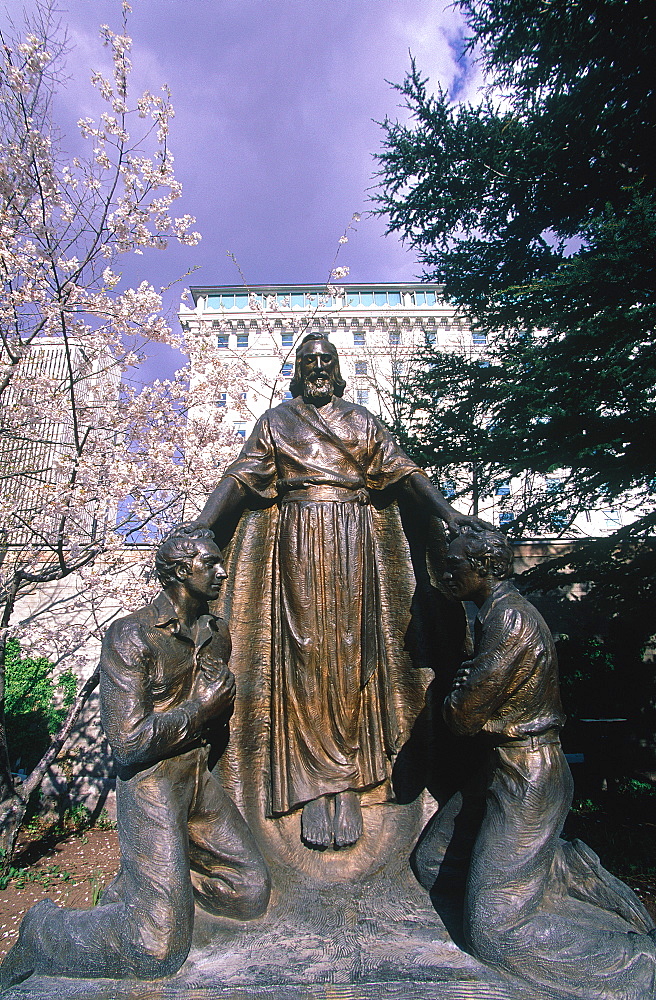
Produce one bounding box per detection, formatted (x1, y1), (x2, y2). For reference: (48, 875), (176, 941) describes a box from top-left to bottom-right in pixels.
(150, 591), (217, 649)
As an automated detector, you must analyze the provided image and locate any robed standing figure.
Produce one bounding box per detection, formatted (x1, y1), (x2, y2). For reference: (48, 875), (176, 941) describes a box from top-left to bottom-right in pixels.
(195, 334), (481, 851)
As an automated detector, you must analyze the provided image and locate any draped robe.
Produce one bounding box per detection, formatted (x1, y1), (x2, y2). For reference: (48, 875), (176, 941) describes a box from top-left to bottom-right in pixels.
(224, 395), (423, 815)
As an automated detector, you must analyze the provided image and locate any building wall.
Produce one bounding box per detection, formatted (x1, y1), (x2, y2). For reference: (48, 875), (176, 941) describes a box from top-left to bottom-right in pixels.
(0, 337), (120, 545)
(180, 282), (473, 438)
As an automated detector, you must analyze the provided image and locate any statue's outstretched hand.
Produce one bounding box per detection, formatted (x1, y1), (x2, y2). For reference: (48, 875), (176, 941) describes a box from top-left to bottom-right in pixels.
(165, 520), (211, 538)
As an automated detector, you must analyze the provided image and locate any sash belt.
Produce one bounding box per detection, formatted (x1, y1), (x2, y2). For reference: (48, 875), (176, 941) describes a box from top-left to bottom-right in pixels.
(489, 727), (562, 750)
(280, 485), (369, 504)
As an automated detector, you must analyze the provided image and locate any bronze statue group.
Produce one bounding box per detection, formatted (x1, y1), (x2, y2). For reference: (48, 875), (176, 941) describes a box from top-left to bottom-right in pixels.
(2, 336), (655, 999)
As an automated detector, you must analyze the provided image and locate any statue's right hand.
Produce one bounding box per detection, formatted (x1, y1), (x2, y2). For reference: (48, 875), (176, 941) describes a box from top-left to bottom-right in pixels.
(446, 513), (495, 537)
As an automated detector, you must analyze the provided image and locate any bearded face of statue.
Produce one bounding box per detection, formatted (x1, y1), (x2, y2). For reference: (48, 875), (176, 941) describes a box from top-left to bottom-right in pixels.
(298, 340), (338, 406)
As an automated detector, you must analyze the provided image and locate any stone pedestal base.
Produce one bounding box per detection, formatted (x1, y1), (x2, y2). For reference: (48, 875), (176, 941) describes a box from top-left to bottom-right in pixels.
(4, 864), (560, 1000)
(2, 981), (545, 999)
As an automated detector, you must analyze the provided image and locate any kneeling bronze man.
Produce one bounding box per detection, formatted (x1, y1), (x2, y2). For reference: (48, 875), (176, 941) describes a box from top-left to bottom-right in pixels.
(416, 527), (656, 1000)
(1, 527), (270, 991)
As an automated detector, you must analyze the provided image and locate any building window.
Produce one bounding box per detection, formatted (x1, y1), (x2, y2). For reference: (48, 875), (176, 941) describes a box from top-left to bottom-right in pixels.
(425, 331), (436, 346)
(240, 392), (247, 401)
(391, 360), (404, 375)
(499, 511), (515, 526)
(217, 334), (229, 349)
(354, 361), (368, 375)
(389, 330), (400, 346)
(413, 290), (437, 307)
(281, 362), (293, 377)
(233, 422), (247, 438)
(237, 333), (249, 349)
(212, 319), (220, 329)
(495, 481), (511, 496)
(550, 512), (569, 532)
(283, 391), (293, 400)
(356, 389), (369, 406)
(216, 393), (226, 407)
(441, 480), (456, 499)
(472, 332), (487, 345)
(206, 292), (250, 311)
(281, 332), (293, 347)
(353, 331), (365, 347)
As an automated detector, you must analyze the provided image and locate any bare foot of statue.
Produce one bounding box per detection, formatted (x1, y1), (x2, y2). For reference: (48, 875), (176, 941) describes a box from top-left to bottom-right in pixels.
(301, 795), (333, 849)
(334, 790), (363, 848)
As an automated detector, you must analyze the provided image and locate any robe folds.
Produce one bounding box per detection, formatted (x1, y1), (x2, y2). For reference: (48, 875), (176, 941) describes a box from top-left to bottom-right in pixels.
(223, 395), (424, 816)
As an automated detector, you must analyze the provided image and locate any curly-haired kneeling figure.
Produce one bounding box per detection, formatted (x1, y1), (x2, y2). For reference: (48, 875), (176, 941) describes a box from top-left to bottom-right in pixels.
(415, 526), (656, 999)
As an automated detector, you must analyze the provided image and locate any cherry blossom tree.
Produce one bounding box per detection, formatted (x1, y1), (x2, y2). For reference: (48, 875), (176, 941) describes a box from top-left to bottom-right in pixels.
(0, 1), (247, 858)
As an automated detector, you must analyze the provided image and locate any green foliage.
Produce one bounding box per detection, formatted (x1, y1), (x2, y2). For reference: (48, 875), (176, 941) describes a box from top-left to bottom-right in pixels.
(90, 875), (103, 906)
(377, 0), (654, 316)
(56, 803), (91, 835)
(96, 807), (117, 831)
(618, 778), (656, 800)
(569, 798), (602, 817)
(375, 0), (656, 645)
(0, 861), (72, 891)
(17, 802), (114, 845)
(4, 639), (77, 774)
(557, 637), (614, 718)
(555, 634), (655, 752)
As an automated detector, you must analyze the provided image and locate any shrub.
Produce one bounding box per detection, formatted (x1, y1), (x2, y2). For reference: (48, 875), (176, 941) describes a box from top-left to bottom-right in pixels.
(4, 640), (77, 774)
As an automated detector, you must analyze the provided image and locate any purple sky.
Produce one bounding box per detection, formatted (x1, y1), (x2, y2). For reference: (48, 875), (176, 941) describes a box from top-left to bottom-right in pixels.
(7, 1), (484, 382)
